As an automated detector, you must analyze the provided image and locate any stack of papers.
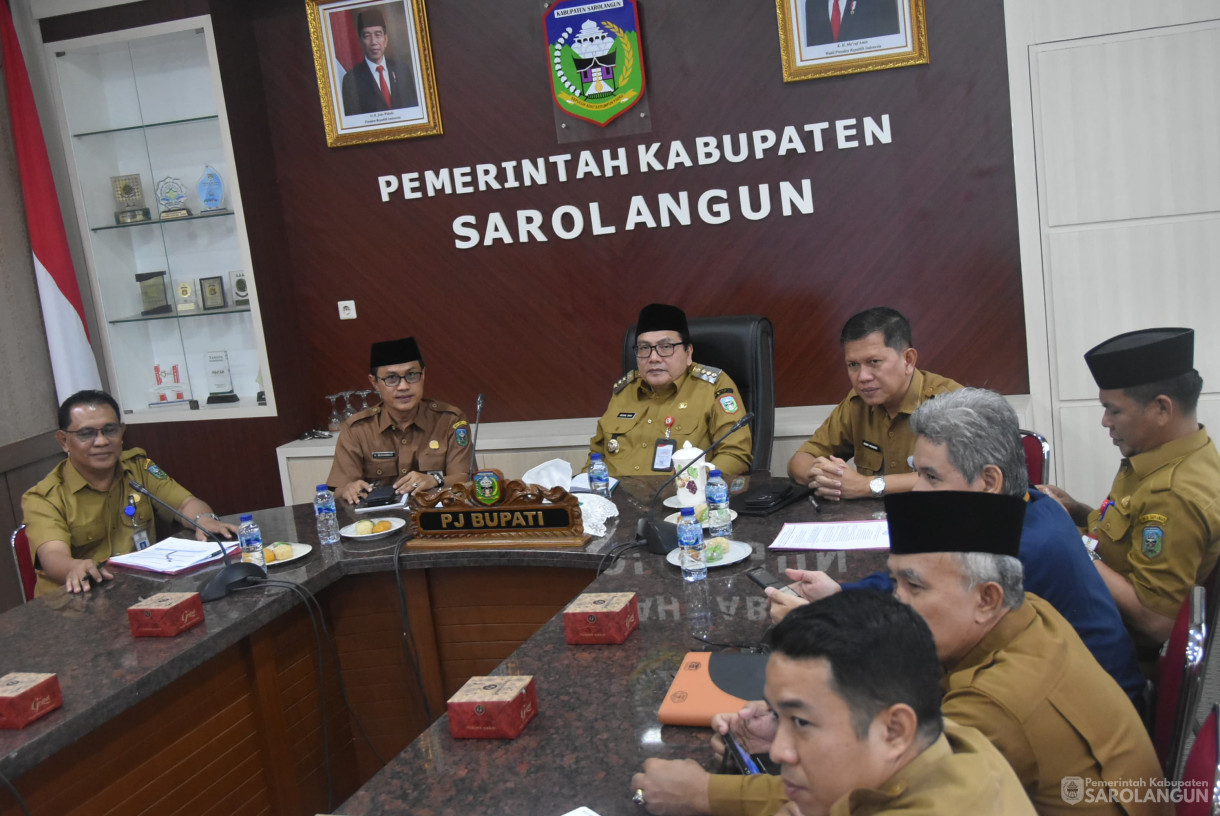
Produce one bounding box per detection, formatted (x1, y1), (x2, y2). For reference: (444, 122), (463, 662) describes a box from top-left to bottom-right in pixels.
(769, 520), (889, 551)
(108, 536), (240, 574)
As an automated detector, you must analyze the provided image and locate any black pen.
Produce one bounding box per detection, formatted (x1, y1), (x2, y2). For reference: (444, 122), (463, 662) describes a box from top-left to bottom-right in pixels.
(808, 494), (821, 513)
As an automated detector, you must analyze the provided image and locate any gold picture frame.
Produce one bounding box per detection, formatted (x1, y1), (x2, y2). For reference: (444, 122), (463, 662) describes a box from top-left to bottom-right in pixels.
(776, 0), (929, 82)
(306, 0), (442, 147)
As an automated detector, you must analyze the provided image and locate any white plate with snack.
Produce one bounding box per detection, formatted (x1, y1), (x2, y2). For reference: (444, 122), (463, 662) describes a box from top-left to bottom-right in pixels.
(665, 538), (752, 569)
(264, 542), (312, 567)
(663, 509), (738, 528)
(340, 517), (406, 540)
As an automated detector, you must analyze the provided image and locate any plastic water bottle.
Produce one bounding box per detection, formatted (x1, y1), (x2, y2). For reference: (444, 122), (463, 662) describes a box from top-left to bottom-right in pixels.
(238, 514), (266, 570)
(588, 453), (611, 498)
(706, 469), (733, 538)
(314, 484), (340, 545)
(677, 507), (706, 582)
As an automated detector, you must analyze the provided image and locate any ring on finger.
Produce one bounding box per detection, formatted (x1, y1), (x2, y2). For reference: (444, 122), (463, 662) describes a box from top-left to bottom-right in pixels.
(632, 789), (646, 806)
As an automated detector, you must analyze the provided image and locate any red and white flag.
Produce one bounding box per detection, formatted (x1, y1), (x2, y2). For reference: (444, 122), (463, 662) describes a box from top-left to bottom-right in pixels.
(2, 0), (101, 402)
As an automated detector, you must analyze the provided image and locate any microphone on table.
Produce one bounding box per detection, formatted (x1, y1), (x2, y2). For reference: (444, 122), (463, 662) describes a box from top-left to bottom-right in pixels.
(636, 412), (754, 555)
(128, 480), (265, 603)
(468, 392), (485, 483)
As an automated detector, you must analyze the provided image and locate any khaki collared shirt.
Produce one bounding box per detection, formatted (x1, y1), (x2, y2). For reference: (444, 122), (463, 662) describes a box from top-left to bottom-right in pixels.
(1090, 426), (1220, 620)
(588, 364), (752, 477)
(705, 720), (1034, 816)
(327, 401), (473, 488)
(796, 369), (961, 475)
(943, 594), (1166, 816)
(21, 448), (193, 597)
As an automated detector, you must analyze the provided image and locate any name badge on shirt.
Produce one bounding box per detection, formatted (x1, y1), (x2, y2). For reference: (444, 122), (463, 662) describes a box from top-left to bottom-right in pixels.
(861, 440), (881, 452)
(371, 451), (395, 459)
(652, 439), (676, 471)
(132, 527), (151, 551)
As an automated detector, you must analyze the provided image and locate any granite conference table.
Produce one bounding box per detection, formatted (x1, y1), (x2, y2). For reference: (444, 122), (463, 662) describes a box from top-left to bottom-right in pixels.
(0, 477), (888, 816)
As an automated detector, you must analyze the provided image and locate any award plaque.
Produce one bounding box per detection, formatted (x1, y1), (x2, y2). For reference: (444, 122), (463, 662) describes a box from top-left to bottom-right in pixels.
(199, 275), (226, 310)
(111, 174), (151, 224)
(197, 166), (225, 211)
(155, 177), (191, 219)
(135, 271), (172, 316)
(205, 350), (239, 404)
(175, 279), (199, 313)
(230, 270), (250, 306)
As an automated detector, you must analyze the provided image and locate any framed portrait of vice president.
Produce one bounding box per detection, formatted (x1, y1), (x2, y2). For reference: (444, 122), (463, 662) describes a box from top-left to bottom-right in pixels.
(776, 0), (929, 82)
(307, 0), (442, 147)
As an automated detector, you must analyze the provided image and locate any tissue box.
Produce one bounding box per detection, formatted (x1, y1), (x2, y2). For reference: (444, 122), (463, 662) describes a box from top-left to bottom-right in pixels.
(0, 672), (62, 729)
(563, 592), (639, 644)
(447, 676), (537, 739)
(127, 592), (204, 637)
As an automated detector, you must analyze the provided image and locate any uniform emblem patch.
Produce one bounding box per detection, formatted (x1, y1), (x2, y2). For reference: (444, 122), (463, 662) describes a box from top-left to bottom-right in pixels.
(456, 427), (469, 447)
(1141, 525), (1164, 558)
(147, 462), (167, 480)
(718, 395), (739, 414)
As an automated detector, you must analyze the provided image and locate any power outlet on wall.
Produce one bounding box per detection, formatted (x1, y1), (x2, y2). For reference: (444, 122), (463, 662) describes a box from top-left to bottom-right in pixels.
(338, 300), (356, 320)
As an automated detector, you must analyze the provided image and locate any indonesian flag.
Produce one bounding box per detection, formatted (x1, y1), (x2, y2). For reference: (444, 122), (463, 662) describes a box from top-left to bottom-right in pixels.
(2, 0), (101, 401)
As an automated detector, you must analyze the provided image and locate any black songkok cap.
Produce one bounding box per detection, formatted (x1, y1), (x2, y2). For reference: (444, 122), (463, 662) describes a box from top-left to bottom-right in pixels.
(1084, 328), (1195, 390)
(370, 337), (422, 369)
(357, 8), (387, 32)
(636, 303), (690, 342)
(885, 491), (1024, 559)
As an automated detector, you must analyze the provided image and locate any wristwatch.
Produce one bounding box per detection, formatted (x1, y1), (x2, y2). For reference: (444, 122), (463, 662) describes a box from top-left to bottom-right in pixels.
(428, 471), (445, 488)
(869, 476), (886, 498)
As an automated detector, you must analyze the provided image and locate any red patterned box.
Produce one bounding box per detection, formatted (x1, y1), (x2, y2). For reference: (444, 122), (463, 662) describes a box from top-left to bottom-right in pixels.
(0, 672), (62, 729)
(127, 592), (205, 638)
(563, 592), (639, 644)
(447, 676), (537, 739)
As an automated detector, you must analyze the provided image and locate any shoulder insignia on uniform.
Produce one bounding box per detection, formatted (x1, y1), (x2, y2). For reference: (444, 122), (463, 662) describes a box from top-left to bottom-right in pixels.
(452, 419), (469, 430)
(1139, 513), (1168, 525)
(612, 371), (639, 394)
(147, 461), (168, 480)
(691, 364), (722, 384)
(1141, 525), (1164, 559)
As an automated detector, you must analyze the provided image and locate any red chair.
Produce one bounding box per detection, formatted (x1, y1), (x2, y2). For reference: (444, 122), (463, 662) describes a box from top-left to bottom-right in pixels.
(1176, 704), (1218, 816)
(9, 525), (35, 603)
(1155, 586), (1207, 776)
(1019, 429), (1050, 485)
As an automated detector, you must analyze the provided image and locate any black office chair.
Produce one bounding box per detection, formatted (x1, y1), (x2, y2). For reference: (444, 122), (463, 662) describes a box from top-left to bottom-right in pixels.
(622, 315), (775, 472)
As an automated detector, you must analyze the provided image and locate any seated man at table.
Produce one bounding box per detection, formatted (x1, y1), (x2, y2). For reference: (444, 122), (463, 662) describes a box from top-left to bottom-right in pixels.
(768, 388), (1143, 699)
(631, 590), (1035, 816)
(786, 307), (961, 501)
(21, 389), (236, 596)
(588, 303), (752, 477)
(1041, 327), (1220, 647)
(636, 492), (1163, 816)
(328, 336), (473, 505)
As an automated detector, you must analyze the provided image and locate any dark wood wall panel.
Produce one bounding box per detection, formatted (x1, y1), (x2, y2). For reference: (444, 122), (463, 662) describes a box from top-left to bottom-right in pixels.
(42, 0), (1024, 514)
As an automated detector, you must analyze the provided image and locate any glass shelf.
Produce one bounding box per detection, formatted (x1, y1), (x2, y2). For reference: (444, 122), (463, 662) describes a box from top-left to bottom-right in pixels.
(109, 304), (251, 325)
(91, 208), (233, 232)
(72, 114), (219, 138)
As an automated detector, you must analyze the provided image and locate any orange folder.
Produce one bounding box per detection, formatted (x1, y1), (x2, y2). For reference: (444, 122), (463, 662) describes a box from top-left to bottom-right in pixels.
(657, 651), (769, 727)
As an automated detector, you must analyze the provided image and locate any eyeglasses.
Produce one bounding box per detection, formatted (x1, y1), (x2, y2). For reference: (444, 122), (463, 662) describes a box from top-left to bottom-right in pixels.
(634, 341), (686, 359)
(64, 423), (124, 442)
(376, 371), (423, 387)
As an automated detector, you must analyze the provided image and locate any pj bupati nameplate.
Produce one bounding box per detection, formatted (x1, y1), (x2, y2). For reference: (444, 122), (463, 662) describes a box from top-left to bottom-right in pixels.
(409, 470), (588, 550)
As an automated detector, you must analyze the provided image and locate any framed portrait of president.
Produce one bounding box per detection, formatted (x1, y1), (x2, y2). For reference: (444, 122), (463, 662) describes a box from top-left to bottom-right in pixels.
(307, 0), (442, 147)
(776, 0), (929, 82)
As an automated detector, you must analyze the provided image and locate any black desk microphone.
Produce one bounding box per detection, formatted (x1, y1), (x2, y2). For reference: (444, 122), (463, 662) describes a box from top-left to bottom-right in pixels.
(128, 480), (265, 602)
(636, 412), (754, 554)
(468, 393), (485, 483)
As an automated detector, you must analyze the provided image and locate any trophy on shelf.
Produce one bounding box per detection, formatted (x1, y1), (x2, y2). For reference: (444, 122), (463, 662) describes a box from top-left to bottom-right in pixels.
(175, 279), (199, 313)
(150, 361), (190, 407)
(199, 275), (227, 311)
(197, 165), (225, 212)
(111, 174), (151, 224)
(155, 176), (191, 219)
(135, 270), (172, 316)
(205, 350), (239, 404)
(230, 270), (250, 306)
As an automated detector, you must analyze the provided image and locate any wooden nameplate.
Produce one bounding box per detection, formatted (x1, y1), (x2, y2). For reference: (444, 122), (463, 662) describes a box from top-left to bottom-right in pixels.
(408, 470), (590, 550)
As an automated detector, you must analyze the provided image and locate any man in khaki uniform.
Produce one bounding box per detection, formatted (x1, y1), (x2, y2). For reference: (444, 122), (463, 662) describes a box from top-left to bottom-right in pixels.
(329, 337), (473, 505)
(1042, 328), (1220, 646)
(589, 304), (752, 477)
(22, 390), (235, 596)
(787, 307), (960, 501)
(637, 492), (1164, 816)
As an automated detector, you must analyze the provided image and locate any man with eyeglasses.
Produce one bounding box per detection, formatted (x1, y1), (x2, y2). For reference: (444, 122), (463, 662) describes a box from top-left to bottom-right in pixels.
(588, 303), (752, 477)
(328, 336), (473, 505)
(21, 390), (236, 596)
